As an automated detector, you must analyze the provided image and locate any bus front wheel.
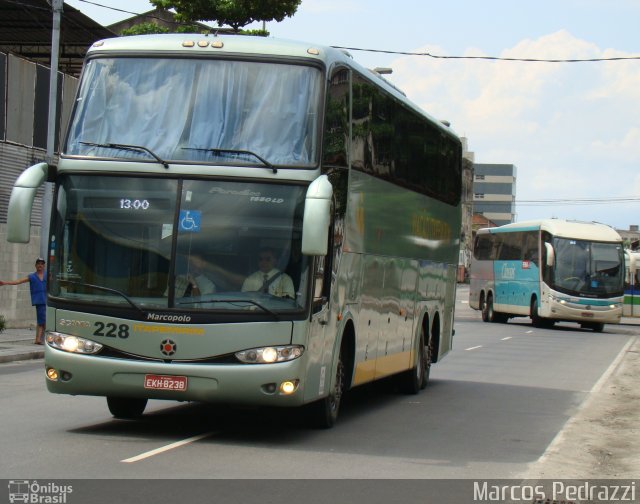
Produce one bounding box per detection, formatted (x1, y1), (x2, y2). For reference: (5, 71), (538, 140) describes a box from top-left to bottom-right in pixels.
(107, 397), (148, 419)
(581, 322), (604, 332)
(530, 297), (551, 328)
(307, 342), (346, 429)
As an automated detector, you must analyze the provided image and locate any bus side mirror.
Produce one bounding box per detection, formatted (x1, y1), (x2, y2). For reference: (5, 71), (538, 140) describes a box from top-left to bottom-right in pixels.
(545, 242), (555, 267)
(7, 163), (49, 243)
(302, 175), (333, 256)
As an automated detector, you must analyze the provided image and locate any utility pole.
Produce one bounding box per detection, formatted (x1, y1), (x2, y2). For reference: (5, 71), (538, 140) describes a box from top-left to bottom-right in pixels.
(42, 0), (63, 259)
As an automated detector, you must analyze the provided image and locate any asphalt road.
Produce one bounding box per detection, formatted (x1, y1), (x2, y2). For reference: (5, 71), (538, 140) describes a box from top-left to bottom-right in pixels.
(0, 285), (637, 503)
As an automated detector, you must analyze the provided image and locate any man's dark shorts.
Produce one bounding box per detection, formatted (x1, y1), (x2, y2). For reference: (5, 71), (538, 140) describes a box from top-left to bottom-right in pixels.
(35, 304), (46, 325)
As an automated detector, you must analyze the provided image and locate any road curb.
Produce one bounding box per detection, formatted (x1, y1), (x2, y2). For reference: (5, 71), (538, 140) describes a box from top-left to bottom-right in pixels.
(0, 350), (44, 364)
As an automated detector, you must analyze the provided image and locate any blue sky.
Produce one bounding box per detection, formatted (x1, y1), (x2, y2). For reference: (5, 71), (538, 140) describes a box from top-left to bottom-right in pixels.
(64, 0), (640, 229)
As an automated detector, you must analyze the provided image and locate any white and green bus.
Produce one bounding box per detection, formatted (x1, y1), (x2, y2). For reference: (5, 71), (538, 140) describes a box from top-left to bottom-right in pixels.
(624, 250), (640, 317)
(469, 219), (624, 331)
(7, 34), (462, 427)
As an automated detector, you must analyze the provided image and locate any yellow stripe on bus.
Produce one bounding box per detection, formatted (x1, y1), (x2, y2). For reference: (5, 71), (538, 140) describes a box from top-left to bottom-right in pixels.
(352, 351), (413, 385)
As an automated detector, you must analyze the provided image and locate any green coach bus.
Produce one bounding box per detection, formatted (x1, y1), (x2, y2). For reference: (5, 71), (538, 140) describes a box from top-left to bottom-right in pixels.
(7, 34), (462, 427)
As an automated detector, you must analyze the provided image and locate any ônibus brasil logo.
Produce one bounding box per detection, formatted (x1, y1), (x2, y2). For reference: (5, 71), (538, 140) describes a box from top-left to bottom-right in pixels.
(8, 480), (72, 503)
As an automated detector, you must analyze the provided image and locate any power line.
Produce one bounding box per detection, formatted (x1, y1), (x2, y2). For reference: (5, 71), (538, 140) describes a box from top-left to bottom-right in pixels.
(333, 46), (640, 63)
(74, 0), (139, 17)
(64, 1), (640, 63)
(71, 0), (195, 28)
(516, 196), (640, 207)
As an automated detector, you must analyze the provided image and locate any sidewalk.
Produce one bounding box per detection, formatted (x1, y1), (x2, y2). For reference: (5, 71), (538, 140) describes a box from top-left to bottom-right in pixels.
(0, 327), (44, 364)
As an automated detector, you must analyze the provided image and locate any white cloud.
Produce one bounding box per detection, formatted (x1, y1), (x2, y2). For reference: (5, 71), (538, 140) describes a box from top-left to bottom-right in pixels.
(388, 31), (640, 227)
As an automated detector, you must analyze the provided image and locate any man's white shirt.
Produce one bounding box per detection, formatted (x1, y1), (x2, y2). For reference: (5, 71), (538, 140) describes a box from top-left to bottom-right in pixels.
(242, 268), (294, 298)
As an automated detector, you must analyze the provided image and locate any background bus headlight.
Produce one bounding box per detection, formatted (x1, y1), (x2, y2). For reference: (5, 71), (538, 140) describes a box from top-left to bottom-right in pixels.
(46, 332), (103, 354)
(235, 345), (304, 364)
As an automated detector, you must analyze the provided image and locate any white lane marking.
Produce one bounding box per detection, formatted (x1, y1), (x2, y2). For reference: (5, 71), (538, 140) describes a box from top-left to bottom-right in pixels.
(501, 337), (512, 341)
(526, 330), (533, 334)
(461, 300), (469, 304)
(121, 432), (213, 463)
(465, 345), (483, 351)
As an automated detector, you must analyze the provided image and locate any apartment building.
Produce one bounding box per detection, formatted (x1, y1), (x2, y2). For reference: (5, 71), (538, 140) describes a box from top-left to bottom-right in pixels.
(472, 163), (517, 226)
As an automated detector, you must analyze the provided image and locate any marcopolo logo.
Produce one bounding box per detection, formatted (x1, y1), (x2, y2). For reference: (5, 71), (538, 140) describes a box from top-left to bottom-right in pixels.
(8, 480), (72, 503)
(146, 313), (191, 323)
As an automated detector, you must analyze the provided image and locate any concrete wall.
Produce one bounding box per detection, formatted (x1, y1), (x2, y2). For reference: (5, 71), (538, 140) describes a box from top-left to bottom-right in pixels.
(0, 224), (44, 328)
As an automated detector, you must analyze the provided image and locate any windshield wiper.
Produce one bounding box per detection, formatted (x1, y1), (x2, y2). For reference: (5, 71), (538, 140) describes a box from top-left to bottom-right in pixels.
(58, 280), (146, 316)
(177, 298), (281, 320)
(80, 141), (169, 169)
(182, 147), (277, 173)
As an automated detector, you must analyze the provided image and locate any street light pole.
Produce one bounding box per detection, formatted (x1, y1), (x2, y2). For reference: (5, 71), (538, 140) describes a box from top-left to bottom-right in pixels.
(42, 0), (63, 259)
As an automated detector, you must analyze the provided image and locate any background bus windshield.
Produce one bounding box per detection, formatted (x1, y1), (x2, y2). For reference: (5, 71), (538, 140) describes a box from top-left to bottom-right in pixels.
(65, 57), (322, 167)
(50, 175), (309, 314)
(552, 238), (623, 297)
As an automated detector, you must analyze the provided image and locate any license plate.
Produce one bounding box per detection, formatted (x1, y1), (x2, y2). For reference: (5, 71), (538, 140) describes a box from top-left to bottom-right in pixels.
(144, 374), (188, 391)
(581, 312), (594, 318)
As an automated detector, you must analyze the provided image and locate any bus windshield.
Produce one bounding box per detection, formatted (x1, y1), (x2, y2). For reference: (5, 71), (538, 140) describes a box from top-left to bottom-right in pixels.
(552, 237), (624, 297)
(50, 175), (310, 314)
(65, 57), (322, 167)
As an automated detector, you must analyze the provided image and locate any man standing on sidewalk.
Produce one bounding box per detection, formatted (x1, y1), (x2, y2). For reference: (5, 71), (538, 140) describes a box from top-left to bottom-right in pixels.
(0, 257), (47, 345)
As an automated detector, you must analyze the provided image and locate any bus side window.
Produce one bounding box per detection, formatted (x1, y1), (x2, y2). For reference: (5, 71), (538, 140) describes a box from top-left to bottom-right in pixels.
(523, 231), (539, 265)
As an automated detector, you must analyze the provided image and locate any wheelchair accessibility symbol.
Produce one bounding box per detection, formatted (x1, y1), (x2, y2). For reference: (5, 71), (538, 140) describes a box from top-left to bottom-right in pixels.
(179, 210), (201, 232)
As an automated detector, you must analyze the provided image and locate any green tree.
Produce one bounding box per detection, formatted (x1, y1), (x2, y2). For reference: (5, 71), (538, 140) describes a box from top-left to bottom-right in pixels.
(150, 0), (301, 32)
(120, 22), (202, 36)
(120, 22), (169, 36)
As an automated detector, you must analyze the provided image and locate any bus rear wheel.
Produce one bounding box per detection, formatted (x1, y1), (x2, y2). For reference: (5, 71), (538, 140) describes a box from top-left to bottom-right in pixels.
(482, 294), (495, 322)
(401, 325), (431, 393)
(107, 397), (148, 419)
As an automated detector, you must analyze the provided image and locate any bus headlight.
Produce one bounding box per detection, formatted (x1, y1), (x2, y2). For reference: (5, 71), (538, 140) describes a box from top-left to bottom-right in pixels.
(235, 345), (304, 364)
(46, 332), (103, 355)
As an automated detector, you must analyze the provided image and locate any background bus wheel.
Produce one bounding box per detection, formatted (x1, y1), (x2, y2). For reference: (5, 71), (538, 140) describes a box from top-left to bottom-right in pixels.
(581, 322), (604, 332)
(482, 294), (495, 322)
(308, 343), (346, 429)
(107, 397), (148, 419)
(401, 326), (430, 394)
(531, 297), (546, 328)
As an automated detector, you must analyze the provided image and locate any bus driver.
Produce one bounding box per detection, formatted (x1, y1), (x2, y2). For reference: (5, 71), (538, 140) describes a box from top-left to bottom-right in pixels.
(242, 247), (295, 299)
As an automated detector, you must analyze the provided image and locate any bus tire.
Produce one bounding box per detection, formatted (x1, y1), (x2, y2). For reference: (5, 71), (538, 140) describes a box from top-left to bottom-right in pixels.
(482, 294), (495, 322)
(530, 297), (548, 328)
(480, 293), (488, 322)
(107, 397), (148, 419)
(581, 322), (604, 332)
(400, 324), (431, 394)
(307, 341), (347, 429)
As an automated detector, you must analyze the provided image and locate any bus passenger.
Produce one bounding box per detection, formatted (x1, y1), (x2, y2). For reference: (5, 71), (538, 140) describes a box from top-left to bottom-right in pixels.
(242, 247), (295, 299)
(169, 254), (216, 297)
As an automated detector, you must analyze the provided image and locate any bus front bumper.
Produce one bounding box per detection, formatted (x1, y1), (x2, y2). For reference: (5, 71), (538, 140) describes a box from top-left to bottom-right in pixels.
(545, 297), (623, 325)
(44, 346), (308, 407)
